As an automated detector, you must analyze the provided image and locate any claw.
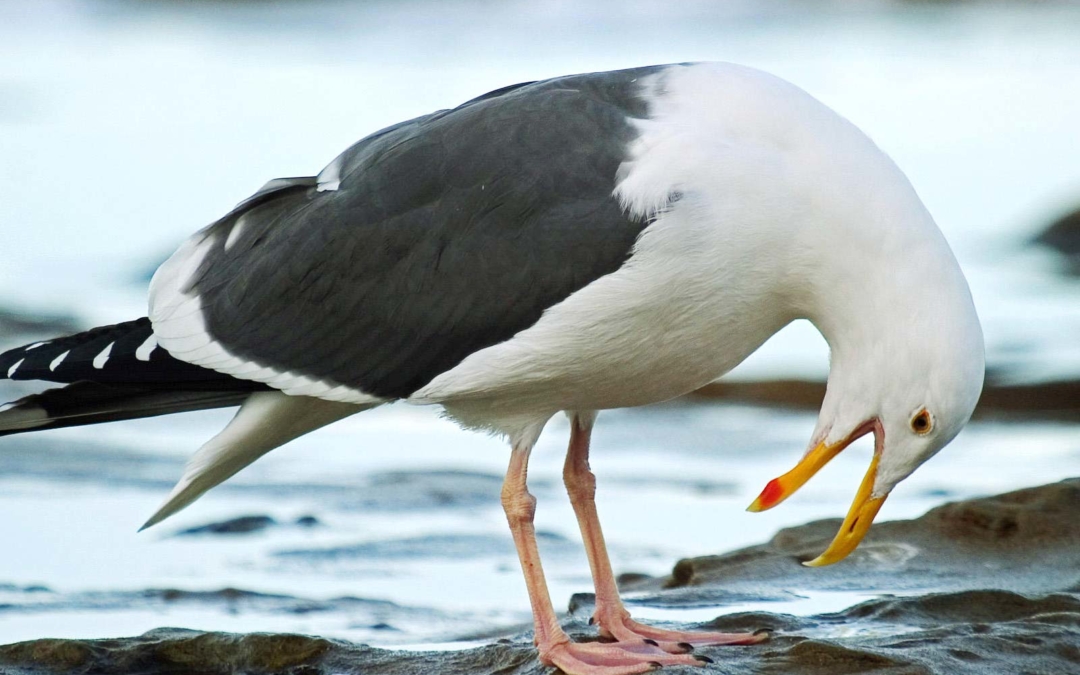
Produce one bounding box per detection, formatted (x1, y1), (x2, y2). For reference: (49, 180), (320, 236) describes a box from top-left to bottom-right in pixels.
(648, 662), (663, 669)
(694, 655), (714, 664)
(643, 639), (659, 647)
(677, 642), (694, 653)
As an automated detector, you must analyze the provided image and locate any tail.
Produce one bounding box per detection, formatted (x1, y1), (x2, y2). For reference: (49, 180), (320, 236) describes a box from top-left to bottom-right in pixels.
(1, 318), (373, 527)
(0, 317), (267, 435)
(0, 381), (254, 437)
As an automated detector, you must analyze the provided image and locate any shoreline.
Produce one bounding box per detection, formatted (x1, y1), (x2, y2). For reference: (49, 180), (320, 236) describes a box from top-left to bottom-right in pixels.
(3, 479), (1078, 674)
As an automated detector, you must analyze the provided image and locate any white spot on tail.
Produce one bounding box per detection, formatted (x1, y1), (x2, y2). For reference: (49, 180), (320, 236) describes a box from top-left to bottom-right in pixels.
(93, 342), (114, 369)
(24, 342), (47, 351)
(135, 334), (158, 361)
(5, 359), (23, 377)
(49, 350), (70, 372)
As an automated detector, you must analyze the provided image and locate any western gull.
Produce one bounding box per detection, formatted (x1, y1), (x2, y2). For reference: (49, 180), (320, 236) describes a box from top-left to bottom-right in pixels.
(0, 63), (984, 674)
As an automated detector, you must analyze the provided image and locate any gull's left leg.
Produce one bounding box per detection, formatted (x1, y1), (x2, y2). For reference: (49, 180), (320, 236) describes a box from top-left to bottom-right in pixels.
(563, 412), (768, 654)
(502, 427), (707, 674)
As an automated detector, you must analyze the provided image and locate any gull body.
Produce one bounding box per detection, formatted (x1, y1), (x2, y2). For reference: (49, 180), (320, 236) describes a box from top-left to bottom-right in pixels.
(1, 63), (984, 674)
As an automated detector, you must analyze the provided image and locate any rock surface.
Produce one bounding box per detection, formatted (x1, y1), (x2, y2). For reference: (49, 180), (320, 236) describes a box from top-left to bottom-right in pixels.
(692, 378), (1080, 421)
(1, 591), (1077, 674)
(176, 515), (279, 536)
(638, 477), (1080, 598)
(1034, 203), (1080, 274)
(2, 480), (1078, 674)
(0, 308), (80, 344)
(171, 514), (321, 536)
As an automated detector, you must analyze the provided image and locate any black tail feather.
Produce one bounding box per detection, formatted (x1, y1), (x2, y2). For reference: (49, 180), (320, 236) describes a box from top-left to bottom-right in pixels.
(0, 317), (265, 388)
(0, 382), (253, 437)
(0, 317), (268, 436)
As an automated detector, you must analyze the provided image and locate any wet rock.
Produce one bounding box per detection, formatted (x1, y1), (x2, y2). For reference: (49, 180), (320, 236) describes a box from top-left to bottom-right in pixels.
(176, 515), (278, 536)
(1033, 204), (1080, 274)
(0, 629), (338, 675)
(0, 628), (539, 675)
(636, 479), (1080, 601)
(0, 639), (95, 673)
(615, 572), (653, 588)
(3, 591), (1078, 674)
(0, 308), (81, 347)
(691, 379), (827, 410)
(971, 378), (1080, 422)
(792, 591), (1080, 675)
(927, 478), (1080, 543)
(838, 589), (1080, 626)
(690, 377), (1080, 421)
(764, 640), (916, 675)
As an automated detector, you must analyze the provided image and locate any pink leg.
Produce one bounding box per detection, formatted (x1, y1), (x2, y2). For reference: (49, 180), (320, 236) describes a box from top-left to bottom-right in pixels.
(563, 413), (768, 654)
(502, 437), (708, 674)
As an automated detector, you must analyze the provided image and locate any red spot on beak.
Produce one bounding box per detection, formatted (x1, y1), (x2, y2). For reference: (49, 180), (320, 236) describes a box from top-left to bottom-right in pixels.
(757, 478), (783, 508)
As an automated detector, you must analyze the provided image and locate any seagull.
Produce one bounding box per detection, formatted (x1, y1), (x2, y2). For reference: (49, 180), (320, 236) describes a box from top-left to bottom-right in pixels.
(0, 63), (984, 674)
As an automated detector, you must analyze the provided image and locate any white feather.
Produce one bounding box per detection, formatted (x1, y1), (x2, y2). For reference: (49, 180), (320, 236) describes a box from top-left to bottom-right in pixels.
(223, 214), (248, 251)
(92, 343), (114, 369)
(6, 358), (23, 378)
(316, 152), (343, 192)
(140, 392), (375, 530)
(134, 334), (158, 361)
(48, 350), (70, 372)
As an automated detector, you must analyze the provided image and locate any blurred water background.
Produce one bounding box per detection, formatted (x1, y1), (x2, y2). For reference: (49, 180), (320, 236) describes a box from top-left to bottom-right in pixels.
(1, 0), (1079, 649)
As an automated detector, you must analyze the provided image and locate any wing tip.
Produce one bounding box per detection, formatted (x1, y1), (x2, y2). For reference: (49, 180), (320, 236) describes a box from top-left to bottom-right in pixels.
(139, 475), (205, 532)
(137, 512), (168, 532)
(0, 400), (50, 434)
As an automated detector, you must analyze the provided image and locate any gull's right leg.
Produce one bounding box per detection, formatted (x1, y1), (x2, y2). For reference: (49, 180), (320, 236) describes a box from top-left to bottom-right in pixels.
(562, 412), (768, 653)
(502, 434), (708, 674)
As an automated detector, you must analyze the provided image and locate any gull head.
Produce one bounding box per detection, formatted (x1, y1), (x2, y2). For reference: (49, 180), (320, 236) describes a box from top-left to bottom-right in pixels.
(743, 124), (985, 567)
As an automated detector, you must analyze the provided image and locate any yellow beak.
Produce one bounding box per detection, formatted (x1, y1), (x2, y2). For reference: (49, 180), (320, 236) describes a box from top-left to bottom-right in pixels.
(747, 423), (887, 566)
(801, 453), (887, 566)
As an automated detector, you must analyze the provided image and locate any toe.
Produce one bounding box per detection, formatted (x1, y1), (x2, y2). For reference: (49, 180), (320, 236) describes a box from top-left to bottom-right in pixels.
(542, 640), (704, 674)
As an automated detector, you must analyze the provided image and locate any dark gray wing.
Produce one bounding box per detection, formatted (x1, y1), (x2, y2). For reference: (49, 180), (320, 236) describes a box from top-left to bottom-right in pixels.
(174, 66), (659, 399)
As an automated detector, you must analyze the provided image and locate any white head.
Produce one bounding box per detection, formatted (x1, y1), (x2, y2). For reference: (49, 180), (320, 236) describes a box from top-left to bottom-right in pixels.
(733, 65), (986, 565)
(619, 62), (985, 564)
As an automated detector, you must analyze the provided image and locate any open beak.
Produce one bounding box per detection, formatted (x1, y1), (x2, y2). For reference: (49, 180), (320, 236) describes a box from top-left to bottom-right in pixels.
(746, 420), (888, 567)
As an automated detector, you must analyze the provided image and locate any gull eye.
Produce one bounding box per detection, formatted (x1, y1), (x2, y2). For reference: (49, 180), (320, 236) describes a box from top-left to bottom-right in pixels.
(910, 409), (933, 435)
